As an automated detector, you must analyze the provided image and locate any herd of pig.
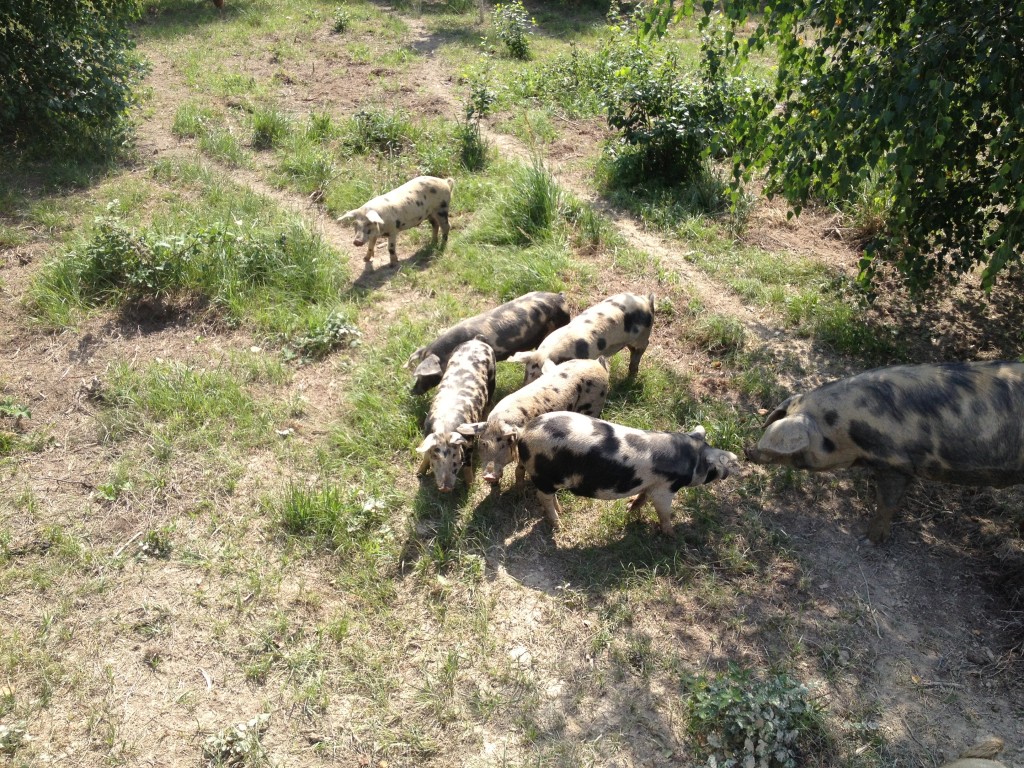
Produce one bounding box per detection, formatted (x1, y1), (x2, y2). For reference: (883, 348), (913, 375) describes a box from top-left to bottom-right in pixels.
(343, 176), (1024, 543)
(401, 289), (1024, 542)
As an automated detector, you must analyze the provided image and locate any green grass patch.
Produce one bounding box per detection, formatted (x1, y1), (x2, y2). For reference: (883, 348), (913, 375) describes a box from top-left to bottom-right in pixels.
(98, 361), (279, 449)
(28, 161), (352, 339)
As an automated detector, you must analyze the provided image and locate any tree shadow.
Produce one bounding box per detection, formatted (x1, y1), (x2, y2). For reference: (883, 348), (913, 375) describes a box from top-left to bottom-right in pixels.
(134, 0), (245, 41)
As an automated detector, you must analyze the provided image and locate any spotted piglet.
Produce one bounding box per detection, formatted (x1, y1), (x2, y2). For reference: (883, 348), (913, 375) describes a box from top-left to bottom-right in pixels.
(509, 292), (655, 383)
(458, 358), (610, 486)
(339, 176), (454, 268)
(406, 291), (571, 395)
(416, 339), (496, 492)
(517, 412), (739, 534)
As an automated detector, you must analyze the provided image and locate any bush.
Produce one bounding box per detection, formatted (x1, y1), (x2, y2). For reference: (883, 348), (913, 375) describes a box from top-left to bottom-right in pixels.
(686, 666), (822, 768)
(331, 6), (351, 34)
(0, 0), (144, 153)
(599, 15), (761, 188)
(490, 1), (533, 60)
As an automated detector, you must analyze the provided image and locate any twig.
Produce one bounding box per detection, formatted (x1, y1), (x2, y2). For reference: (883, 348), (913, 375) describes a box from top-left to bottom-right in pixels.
(112, 530), (145, 559)
(40, 475), (95, 490)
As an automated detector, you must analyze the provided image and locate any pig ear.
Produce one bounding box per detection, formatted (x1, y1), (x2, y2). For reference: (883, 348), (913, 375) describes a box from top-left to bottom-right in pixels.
(366, 209), (384, 226)
(458, 422), (486, 436)
(761, 396), (795, 428)
(416, 434), (438, 453)
(338, 210), (356, 223)
(500, 424), (522, 443)
(449, 432), (468, 446)
(508, 352), (533, 364)
(404, 346), (426, 370)
(761, 414), (813, 455)
(540, 359), (557, 376)
(414, 355), (443, 379)
(596, 356), (610, 371)
(688, 425), (707, 440)
(648, 294), (656, 311)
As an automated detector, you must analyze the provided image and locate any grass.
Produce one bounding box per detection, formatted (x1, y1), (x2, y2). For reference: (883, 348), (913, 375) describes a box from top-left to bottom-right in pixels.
(0, 1), (1010, 766)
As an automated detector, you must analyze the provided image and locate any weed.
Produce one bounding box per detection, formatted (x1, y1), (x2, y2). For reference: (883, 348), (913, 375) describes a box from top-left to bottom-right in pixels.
(275, 484), (392, 555)
(342, 109), (419, 157)
(689, 314), (745, 356)
(490, 1), (533, 60)
(332, 6), (351, 34)
(0, 398), (30, 425)
(202, 714), (271, 767)
(474, 161), (562, 246)
(686, 665), (824, 768)
(249, 106), (291, 150)
(139, 527), (174, 559)
(457, 118), (489, 172)
(283, 309), (361, 362)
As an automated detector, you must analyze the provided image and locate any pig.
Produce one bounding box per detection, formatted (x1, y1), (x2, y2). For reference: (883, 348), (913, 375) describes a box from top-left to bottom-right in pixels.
(508, 292), (654, 383)
(744, 361), (1024, 543)
(517, 412), (739, 533)
(940, 736), (1007, 768)
(457, 358), (610, 486)
(406, 291), (571, 395)
(339, 176), (454, 268)
(416, 339), (496, 492)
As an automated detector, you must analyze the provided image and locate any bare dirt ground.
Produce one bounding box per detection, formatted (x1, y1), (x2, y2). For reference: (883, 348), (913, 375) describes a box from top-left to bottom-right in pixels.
(1, 4), (1023, 767)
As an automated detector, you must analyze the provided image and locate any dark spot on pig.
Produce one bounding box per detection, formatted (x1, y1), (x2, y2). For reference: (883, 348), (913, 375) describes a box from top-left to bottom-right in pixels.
(824, 410), (838, 427)
(396, 220), (402, 228)
(560, 372), (569, 379)
(597, 338), (607, 351)
(416, 199), (424, 207)
(849, 420), (894, 458)
(574, 340), (590, 359)
(623, 308), (653, 334)
(518, 441), (532, 462)
(822, 437), (837, 453)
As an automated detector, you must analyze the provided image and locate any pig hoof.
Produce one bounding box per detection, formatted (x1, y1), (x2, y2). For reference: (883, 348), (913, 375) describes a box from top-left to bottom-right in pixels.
(660, 524), (676, 538)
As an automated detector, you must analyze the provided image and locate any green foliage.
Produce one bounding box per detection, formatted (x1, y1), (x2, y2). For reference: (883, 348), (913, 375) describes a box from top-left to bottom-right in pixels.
(705, 0), (1024, 294)
(249, 107), (291, 150)
(686, 666), (821, 768)
(342, 109), (419, 157)
(600, 13), (762, 188)
(456, 119), (489, 172)
(332, 6), (351, 34)
(283, 309), (361, 362)
(0, 0), (144, 153)
(29, 210), (346, 333)
(490, 1), (533, 60)
(276, 485), (392, 555)
(0, 398), (30, 423)
(474, 161), (562, 246)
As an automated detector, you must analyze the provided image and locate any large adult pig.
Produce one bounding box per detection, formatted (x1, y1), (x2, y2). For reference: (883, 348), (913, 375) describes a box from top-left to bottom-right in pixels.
(339, 176), (453, 268)
(457, 358), (610, 485)
(745, 361), (1024, 543)
(509, 292), (655, 383)
(406, 291), (570, 395)
(518, 412), (738, 533)
(416, 339), (496, 492)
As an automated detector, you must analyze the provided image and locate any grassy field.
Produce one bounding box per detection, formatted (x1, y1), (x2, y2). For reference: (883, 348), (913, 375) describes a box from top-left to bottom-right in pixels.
(1, 0), (1022, 766)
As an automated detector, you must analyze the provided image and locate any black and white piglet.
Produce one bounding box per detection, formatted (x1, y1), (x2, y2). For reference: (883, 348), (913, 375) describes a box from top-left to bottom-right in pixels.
(517, 411), (739, 534)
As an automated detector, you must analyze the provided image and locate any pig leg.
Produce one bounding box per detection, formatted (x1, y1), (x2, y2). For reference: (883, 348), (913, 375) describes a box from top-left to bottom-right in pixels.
(627, 492), (648, 518)
(626, 344), (647, 377)
(867, 470), (910, 544)
(365, 234), (378, 264)
(438, 209), (450, 241)
(417, 453), (430, 476)
(387, 233), (399, 267)
(514, 462), (527, 485)
(428, 214), (440, 243)
(648, 489), (677, 537)
(536, 490), (562, 529)
(461, 463), (474, 486)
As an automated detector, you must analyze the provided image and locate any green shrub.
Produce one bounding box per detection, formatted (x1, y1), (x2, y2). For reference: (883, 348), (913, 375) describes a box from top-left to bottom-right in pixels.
(599, 14), (766, 188)
(250, 106), (291, 150)
(342, 109), (419, 156)
(331, 6), (351, 33)
(490, 1), (533, 60)
(284, 310), (361, 362)
(0, 0), (144, 153)
(457, 119), (489, 172)
(686, 666), (822, 768)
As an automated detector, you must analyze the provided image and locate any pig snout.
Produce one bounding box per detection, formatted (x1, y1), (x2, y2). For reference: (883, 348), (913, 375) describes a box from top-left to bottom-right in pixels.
(482, 468), (500, 484)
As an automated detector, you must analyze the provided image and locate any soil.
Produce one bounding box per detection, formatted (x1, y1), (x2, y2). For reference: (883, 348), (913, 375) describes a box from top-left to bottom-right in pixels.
(1, 5), (1022, 767)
